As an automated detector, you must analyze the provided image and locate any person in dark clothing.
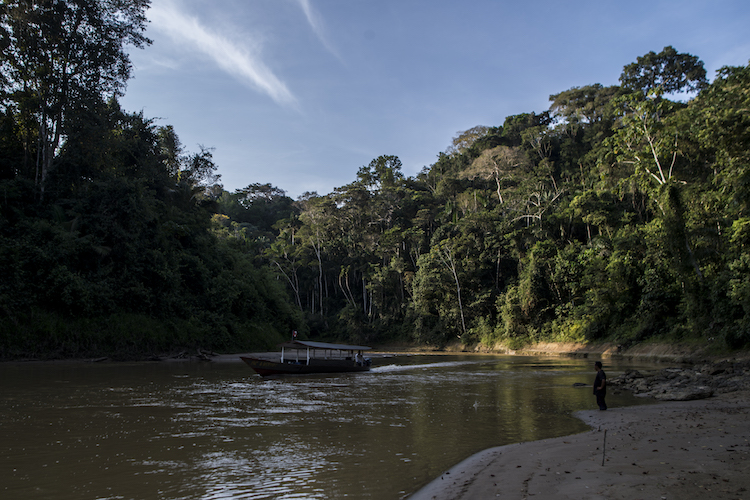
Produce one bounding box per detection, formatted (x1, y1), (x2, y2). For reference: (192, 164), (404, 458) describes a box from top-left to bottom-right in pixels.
(593, 361), (607, 410)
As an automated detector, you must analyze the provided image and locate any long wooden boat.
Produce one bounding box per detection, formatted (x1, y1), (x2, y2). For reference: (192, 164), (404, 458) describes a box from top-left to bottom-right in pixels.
(240, 340), (372, 376)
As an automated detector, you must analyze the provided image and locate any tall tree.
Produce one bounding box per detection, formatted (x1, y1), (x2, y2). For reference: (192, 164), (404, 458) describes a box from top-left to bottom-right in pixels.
(445, 125), (490, 156)
(688, 63), (750, 214)
(619, 46), (708, 95)
(461, 146), (531, 203)
(0, 0), (151, 198)
(434, 240), (466, 337)
(549, 84), (621, 125)
(297, 192), (336, 316)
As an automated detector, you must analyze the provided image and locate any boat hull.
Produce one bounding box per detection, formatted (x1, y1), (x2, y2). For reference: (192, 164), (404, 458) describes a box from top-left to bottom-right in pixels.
(240, 356), (371, 376)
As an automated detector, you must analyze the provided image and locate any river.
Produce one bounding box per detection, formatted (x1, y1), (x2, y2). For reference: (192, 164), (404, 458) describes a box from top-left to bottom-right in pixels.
(1, 354), (659, 499)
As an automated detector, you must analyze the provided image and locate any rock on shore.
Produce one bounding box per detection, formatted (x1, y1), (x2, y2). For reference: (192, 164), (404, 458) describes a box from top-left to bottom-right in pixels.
(609, 359), (750, 401)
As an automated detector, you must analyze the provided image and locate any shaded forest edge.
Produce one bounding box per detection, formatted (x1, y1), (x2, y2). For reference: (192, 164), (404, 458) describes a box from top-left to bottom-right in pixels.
(2, 3), (750, 360)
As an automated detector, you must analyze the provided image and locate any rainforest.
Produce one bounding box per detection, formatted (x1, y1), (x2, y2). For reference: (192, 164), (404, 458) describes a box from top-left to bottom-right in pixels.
(1, 1), (749, 359)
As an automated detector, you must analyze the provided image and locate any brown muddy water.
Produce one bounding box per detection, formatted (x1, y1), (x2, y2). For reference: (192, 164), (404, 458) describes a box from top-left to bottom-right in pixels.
(0, 354), (659, 499)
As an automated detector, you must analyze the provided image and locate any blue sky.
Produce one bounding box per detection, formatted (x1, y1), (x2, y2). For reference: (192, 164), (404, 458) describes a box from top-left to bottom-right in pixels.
(120, 0), (750, 199)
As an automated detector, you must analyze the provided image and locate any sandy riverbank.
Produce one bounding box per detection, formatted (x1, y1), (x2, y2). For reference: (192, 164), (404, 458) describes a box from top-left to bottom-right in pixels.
(409, 391), (750, 500)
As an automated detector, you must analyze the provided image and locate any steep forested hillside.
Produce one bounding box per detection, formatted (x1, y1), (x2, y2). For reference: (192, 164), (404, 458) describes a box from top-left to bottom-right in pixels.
(1, 1), (748, 358)
(0, 0), (301, 358)
(219, 47), (750, 352)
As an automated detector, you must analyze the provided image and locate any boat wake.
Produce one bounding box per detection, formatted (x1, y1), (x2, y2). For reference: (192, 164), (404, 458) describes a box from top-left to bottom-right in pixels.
(370, 360), (482, 373)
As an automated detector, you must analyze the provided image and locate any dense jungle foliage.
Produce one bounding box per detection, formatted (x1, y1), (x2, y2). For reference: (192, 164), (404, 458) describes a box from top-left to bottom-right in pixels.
(1, 1), (749, 358)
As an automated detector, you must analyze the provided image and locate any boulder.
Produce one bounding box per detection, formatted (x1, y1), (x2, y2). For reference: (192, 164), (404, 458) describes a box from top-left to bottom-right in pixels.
(653, 386), (714, 401)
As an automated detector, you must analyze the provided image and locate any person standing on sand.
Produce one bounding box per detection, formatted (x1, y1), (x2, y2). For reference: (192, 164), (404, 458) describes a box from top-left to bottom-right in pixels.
(593, 361), (607, 410)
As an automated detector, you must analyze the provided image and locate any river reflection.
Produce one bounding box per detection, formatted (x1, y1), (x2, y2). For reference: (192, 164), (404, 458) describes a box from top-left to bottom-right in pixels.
(1, 355), (658, 499)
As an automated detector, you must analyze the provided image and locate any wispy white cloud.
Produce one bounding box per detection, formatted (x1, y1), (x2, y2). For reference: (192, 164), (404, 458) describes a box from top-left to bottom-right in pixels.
(148, 0), (297, 107)
(295, 0), (341, 61)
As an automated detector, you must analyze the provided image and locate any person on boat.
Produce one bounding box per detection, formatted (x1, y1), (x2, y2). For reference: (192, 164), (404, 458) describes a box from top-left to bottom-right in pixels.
(593, 361), (607, 410)
(355, 351), (363, 366)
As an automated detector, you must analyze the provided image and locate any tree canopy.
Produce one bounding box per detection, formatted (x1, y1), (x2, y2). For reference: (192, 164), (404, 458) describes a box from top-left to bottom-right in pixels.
(1, 26), (749, 358)
(619, 45), (708, 95)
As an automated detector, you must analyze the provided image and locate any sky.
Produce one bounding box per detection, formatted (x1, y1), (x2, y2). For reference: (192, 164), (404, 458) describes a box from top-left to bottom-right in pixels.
(119, 0), (750, 199)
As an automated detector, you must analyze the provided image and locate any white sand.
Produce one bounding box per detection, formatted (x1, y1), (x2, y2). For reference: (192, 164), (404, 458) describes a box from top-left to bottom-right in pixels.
(409, 392), (750, 500)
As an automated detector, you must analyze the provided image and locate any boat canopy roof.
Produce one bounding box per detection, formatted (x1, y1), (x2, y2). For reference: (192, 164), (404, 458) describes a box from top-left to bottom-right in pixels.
(278, 340), (371, 351)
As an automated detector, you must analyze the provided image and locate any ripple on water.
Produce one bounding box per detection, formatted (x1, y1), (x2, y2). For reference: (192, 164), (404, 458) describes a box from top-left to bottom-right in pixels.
(193, 445), (332, 500)
(0, 355), (658, 500)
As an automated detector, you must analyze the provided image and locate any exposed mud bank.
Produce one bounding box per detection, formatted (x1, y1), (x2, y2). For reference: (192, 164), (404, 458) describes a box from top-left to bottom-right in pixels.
(513, 342), (706, 363)
(426, 340), (748, 364)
